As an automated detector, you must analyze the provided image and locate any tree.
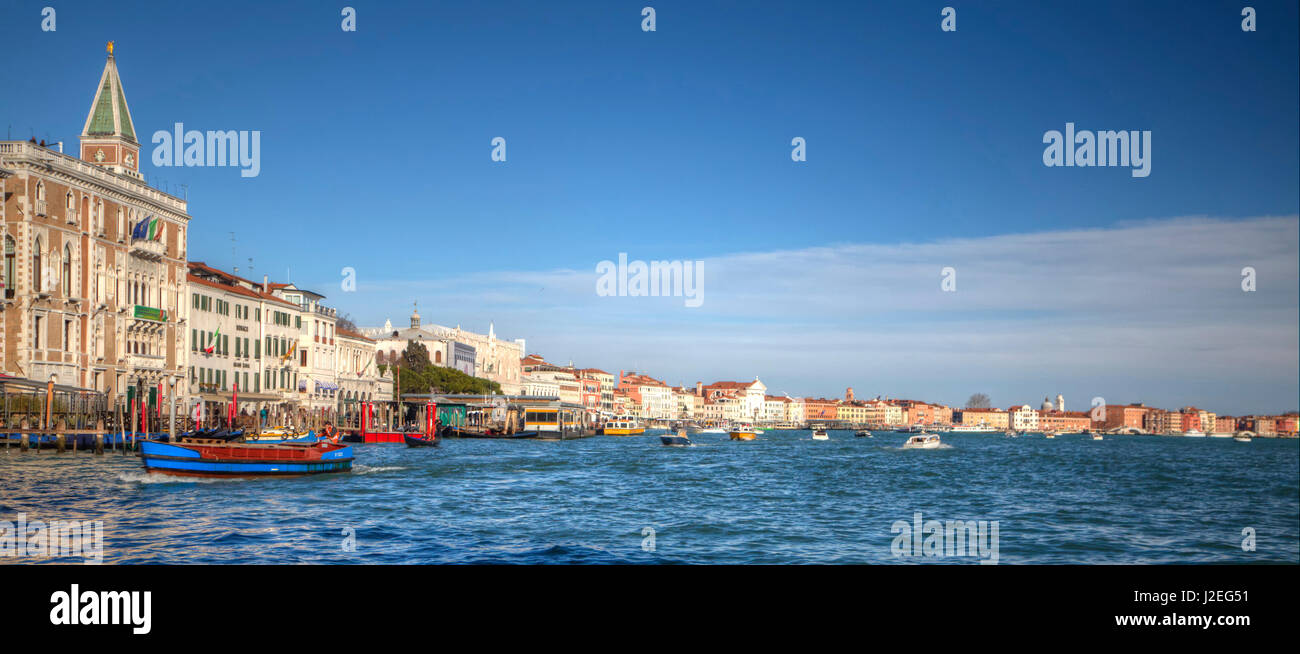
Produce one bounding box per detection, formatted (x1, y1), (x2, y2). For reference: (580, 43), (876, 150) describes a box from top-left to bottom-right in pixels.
(336, 313), (359, 332)
(400, 341), (431, 375)
(967, 393), (991, 408)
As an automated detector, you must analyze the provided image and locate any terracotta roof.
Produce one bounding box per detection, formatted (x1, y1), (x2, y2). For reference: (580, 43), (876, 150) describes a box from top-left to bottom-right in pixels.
(186, 272), (298, 308)
(336, 328), (374, 343)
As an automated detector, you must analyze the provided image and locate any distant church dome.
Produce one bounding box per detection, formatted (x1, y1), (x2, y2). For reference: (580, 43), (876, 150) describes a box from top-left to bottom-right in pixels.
(1041, 396), (1054, 412)
(410, 301), (420, 329)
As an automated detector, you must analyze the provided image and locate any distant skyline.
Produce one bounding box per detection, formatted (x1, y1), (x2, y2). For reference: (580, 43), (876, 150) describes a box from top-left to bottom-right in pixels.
(3, 0), (1297, 414)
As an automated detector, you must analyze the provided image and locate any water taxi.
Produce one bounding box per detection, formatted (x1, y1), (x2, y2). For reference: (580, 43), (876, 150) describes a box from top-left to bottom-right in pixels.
(601, 415), (645, 436)
(902, 433), (941, 449)
(660, 429), (693, 447)
(729, 424), (758, 441)
(811, 427), (829, 440)
(139, 439), (353, 477)
(1183, 429), (1207, 438)
(1091, 433), (1104, 440)
(1004, 429), (1017, 437)
(1233, 433), (1253, 442)
(1043, 431), (1057, 439)
(854, 429), (872, 438)
(950, 423), (997, 433)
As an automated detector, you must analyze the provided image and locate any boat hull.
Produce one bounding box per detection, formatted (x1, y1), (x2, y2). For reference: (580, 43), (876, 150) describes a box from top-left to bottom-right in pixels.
(139, 440), (353, 477)
(660, 435), (693, 447)
(729, 432), (757, 441)
(603, 427), (646, 436)
(403, 434), (440, 447)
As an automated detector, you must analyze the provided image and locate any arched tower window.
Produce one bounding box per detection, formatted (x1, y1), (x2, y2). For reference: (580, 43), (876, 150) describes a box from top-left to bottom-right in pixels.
(32, 237), (42, 292)
(3, 236), (14, 299)
(62, 244), (72, 296)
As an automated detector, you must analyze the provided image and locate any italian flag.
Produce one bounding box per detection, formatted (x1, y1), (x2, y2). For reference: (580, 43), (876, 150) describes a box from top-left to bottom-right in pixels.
(204, 326), (220, 354)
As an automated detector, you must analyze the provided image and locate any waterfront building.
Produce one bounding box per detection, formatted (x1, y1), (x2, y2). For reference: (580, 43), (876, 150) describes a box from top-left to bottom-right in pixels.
(702, 378), (768, 420)
(185, 262), (299, 423)
(892, 399), (939, 425)
(952, 407), (1010, 430)
(836, 400), (869, 425)
(803, 397), (840, 422)
(1273, 414), (1298, 437)
(1009, 405), (1040, 431)
(336, 327), (386, 406)
(619, 370), (674, 420)
(675, 387), (700, 420)
(1102, 403), (1151, 431)
(521, 370), (560, 398)
(1243, 416), (1276, 436)
(1215, 415), (1239, 433)
(579, 374), (602, 416)
(784, 396), (805, 426)
(1144, 408), (1176, 434)
(579, 368), (615, 413)
(1039, 410), (1092, 432)
(763, 395), (787, 423)
(1, 45), (190, 413)
(864, 399), (905, 427)
(266, 283), (338, 416)
(365, 309), (523, 394)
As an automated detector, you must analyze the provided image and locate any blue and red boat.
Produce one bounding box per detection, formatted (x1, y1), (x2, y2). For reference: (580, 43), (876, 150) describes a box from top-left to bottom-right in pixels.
(139, 440), (354, 477)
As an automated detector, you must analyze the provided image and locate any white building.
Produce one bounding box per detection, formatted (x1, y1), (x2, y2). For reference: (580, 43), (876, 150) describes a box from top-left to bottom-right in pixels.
(1009, 405), (1040, 431)
(364, 305), (524, 394)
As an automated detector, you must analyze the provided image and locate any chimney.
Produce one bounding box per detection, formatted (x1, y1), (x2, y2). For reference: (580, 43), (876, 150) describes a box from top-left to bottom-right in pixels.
(696, 381), (703, 396)
(263, 274), (269, 290)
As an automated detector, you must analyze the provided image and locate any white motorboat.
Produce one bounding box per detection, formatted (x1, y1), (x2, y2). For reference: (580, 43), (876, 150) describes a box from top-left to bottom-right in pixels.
(854, 429), (872, 438)
(1233, 433), (1253, 442)
(902, 433), (942, 449)
(811, 428), (829, 440)
(1183, 429), (1207, 438)
(1091, 433), (1104, 440)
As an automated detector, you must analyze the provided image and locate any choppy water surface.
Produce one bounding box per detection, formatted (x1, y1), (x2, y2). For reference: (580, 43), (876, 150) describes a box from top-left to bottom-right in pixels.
(1, 431), (1296, 564)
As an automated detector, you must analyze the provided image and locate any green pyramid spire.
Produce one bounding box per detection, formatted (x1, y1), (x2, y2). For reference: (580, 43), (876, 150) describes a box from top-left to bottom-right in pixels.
(82, 45), (138, 144)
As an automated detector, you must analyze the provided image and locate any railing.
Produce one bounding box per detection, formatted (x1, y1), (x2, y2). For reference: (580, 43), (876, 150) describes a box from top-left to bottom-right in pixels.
(0, 141), (187, 212)
(126, 353), (166, 371)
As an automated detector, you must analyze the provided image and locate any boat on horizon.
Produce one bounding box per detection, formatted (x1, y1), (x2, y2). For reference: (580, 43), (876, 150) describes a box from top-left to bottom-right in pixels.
(950, 423), (997, 433)
(139, 439), (353, 477)
(602, 415), (646, 436)
(730, 424), (758, 441)
(902, 433), (942, 449)
(1183, 429), (1207, 437)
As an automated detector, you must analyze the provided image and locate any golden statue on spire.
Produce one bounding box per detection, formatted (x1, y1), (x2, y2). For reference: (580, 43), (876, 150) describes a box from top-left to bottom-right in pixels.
(107, 41), (115, 56)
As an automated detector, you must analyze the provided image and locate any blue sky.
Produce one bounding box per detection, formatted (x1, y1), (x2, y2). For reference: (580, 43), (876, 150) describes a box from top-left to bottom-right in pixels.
(4, 0), (1298, 413)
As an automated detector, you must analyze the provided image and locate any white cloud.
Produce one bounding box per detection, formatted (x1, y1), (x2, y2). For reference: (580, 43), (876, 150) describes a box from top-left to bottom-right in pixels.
(342, 216), (1298, 414)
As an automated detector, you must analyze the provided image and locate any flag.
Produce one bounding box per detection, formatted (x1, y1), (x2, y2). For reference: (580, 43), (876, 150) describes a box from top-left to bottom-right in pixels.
(130, 219), (147, 241)
(204, 326), (220, 354)
(148, 217), (161, 241)
(280, 341), (296, 362)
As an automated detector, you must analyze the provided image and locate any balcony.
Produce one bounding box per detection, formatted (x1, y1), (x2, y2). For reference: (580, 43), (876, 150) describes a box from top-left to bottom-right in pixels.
(127, 353), (166, 371)
(129, 238), (165, 261)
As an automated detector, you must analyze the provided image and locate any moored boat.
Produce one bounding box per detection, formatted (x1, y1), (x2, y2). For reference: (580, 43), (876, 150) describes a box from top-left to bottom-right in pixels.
(139, 440), (353, 477)
(902, 433), (941, 449)
(729, 424), (758, 441)
(602, 415), (646, 436)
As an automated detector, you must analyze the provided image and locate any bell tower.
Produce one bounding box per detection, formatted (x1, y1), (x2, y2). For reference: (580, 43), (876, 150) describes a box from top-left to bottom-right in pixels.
(80, 41), (142, 180)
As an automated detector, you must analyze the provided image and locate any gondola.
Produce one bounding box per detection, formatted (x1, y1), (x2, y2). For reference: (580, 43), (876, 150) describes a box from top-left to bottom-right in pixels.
(440, 425), (538, 439)
(403, 433), (440, 448)
(139, 440), (353, 477)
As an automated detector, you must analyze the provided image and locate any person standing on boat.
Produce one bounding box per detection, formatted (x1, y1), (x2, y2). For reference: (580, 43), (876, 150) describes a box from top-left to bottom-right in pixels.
(319, 421), (340, 444)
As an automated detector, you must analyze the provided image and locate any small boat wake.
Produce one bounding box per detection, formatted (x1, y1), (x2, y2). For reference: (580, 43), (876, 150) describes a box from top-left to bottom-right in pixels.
(353, 464), (409, 475)
(117, 470), (236, 484)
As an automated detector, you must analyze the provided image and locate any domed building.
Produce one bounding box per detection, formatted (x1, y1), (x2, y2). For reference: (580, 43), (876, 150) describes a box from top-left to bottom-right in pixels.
(1041, 397), (1054, 412)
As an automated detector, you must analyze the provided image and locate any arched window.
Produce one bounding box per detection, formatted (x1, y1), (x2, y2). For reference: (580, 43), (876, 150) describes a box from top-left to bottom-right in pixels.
(32, 237), (42, 292)
(65, 192), (73, 210)
(62, 244), (72, 296)
(3, 236), (14, 299)
(35, 181), (45, 201)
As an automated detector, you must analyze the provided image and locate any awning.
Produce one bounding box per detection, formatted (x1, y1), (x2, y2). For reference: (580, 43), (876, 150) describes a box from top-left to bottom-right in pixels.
(315, 381), (339, 391)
